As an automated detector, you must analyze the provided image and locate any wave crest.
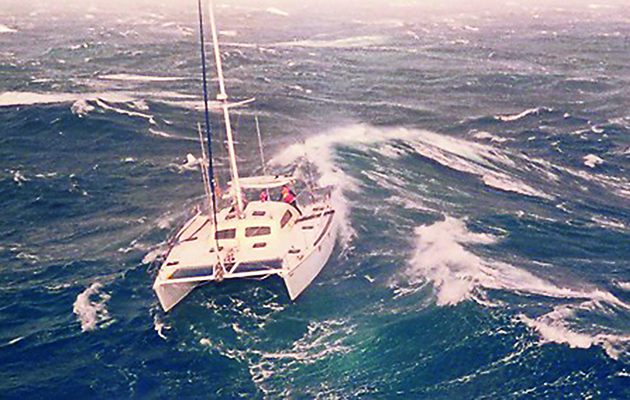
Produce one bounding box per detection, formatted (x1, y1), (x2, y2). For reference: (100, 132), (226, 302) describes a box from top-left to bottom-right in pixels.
(72, 283), (112, 332)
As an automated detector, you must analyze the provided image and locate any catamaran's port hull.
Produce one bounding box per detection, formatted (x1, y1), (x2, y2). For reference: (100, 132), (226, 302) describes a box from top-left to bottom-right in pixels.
(154, 281), (198, 313)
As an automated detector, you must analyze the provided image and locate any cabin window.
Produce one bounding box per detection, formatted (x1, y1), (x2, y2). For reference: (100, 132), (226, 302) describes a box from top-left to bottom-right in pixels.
(280, 210), (293, 228)
(215, 229), (236, 240)
(245, 226), (271, 237)
(252, 210), (266, 216)
(252, 242), (267, 248)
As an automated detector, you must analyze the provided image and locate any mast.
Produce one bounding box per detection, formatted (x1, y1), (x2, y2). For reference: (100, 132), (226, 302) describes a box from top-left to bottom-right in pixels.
(197, 0), (219, 228)
(255, 116), (267, 176)
(208, 0), (244, 216)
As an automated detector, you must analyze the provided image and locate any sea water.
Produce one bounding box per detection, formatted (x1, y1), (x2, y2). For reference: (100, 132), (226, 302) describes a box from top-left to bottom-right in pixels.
(1, 1), (630, 398)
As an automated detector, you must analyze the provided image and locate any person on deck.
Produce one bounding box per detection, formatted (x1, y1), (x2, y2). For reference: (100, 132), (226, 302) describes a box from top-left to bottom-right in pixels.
(280, 185), (301, 215)
(259, 190), (268, 202)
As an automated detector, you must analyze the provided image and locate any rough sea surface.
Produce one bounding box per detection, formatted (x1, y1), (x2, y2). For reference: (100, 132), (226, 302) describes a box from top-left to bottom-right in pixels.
(2, 1), (630, 398)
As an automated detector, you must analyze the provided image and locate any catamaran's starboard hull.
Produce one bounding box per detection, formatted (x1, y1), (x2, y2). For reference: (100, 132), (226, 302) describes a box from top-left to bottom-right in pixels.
(283, 210), (337, 300)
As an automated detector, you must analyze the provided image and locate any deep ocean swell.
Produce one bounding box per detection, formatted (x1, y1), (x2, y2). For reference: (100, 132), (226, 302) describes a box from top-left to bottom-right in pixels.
(2, 2), (630, 398)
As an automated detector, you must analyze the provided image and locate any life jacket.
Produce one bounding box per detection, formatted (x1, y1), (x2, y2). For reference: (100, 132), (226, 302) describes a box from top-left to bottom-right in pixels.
(282, 188), (295, 203)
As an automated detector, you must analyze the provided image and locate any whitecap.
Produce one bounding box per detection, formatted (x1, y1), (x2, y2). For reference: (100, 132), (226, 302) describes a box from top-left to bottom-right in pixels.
(495, 108), (541, 122)
(12, 170), (28, 184)
(275, 35), (388, 48)
(98, 74), (184, 82)
(270, 125), (414, 245)
(519, 305), (630, 360)
(94, 98), (156, 124)
(148, 128), (176, 139)
(590, 216), (627, 231)
(71, 99), (95, 117)
(400, 216), (630, 358)
(8, 336), (24, 345)
(471, 130), (508, 143)
(583, 154), (604, 168)
(72, 283), (112, 332)
(154, 314), (170, 339)
(403, 217), (629, 305)
(0, 24), (17, 33)
(180, 153), (203, 171)
(1, 336), (25, 348)
(249, 318), (354, 386)
(385, 195), (435, 213)
(0, 91), (135, 107)
(131, 100), (149, 110)
(266, 7), (289, 17)
(219, 30), (237, 37)
(142, 245), (168, 264)
(403, 128), (550, 199)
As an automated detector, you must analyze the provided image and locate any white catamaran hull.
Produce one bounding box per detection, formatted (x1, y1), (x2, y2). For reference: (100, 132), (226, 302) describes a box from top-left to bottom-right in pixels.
(153, 199), (337, 311)
(283, 210), (336, 300)
(154, 281), (199, 313)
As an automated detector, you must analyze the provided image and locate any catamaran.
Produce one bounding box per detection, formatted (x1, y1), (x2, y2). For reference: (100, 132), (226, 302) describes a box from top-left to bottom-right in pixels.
(153, 0), (337, 312)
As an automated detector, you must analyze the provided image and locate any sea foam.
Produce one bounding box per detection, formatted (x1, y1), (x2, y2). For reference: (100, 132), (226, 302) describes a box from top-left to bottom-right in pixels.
(270, 125), (416, 246)
(402, 216), (630, 358)
(0, 24), (17, 33)
(0, 91), (135, 108)
(72, 283), (112, 332)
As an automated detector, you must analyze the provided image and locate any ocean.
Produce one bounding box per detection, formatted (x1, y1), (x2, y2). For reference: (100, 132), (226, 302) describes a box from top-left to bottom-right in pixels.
(1, 1), (630, 398)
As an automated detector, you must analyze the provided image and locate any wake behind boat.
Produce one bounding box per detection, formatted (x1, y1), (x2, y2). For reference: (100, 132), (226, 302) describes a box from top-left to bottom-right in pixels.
(153, 1), (337, 312)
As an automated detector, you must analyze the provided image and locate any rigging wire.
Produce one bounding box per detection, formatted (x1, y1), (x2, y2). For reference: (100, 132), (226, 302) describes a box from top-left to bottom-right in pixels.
(197, 0), (220, 239)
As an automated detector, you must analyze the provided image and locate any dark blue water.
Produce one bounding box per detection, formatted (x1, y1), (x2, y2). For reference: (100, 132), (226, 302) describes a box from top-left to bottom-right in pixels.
(2, 2), (630, 398)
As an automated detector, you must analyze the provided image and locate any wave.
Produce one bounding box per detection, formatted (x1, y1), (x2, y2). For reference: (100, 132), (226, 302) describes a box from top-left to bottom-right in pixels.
(270, 125), (419, 245)
(590, 216), (628, 232)
(0, 24), (17, 33)
(398, 127), (551, 199)
(153, 314), (170, 340)
(0, 91), (135, 107)
(94, 98), (156, 124)
(266, 7), (289, 17)
(98, 74), (185, 82)
(471, 130), (509, 143)
(550, 159), (630, 200)
(270, 124), (558, 245)
(518, 305), (630, 360)
(495, 107), (546, 122)
(72, 282), (112, 332)
(199, 317), (353, 395)
(401, 216), (630, 359)
(583, 154), (604, 168)
(274, 35), (388, 48)
(71, 99), (95, 117)
(147, 128), (199, 141)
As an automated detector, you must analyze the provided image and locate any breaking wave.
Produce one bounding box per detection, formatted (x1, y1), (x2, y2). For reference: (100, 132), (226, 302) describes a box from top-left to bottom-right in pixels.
(0, 91), (135, 107)
(72, 283), (112, 332)
(400, 216), (630, 359)
(98, 74), (185, 82)
(0, 24), (17, 33)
